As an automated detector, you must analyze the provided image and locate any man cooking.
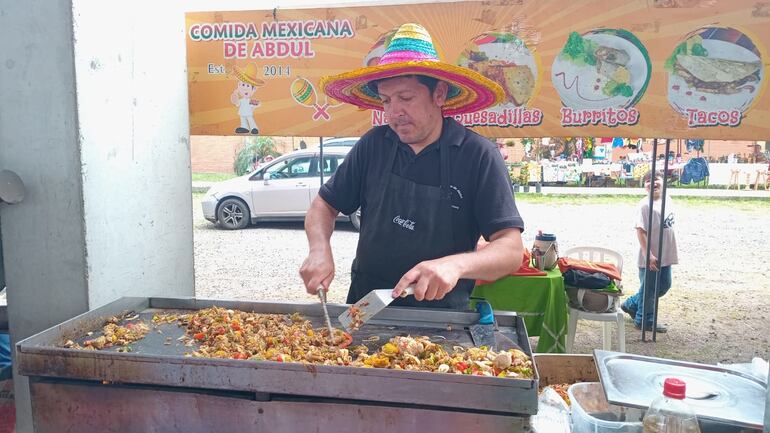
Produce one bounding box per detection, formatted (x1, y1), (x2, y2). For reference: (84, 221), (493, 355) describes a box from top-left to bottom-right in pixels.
(300, 23), (524, 309)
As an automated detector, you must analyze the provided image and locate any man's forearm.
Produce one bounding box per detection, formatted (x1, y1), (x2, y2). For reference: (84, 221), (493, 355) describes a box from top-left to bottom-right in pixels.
(305, 196), (338, 253)
(636, 228), (648, 252)
(452, 228), (523, 282)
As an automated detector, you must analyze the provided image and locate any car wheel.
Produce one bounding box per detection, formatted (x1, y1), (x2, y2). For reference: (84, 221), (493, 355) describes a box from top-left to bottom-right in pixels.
(349, 208), (361, 232)
(216, 198), (250, 230)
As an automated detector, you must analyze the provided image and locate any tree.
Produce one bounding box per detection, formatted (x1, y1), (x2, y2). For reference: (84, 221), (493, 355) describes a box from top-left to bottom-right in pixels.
(233, 136), (280, 175)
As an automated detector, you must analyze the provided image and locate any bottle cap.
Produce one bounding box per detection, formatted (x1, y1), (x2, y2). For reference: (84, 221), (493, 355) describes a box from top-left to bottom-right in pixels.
(662, 377), (686, 399)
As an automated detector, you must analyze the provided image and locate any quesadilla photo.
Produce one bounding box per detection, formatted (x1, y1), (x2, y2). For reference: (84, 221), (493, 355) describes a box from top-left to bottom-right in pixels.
(457, 32), (539, 108)
(468, 59), (535, 106)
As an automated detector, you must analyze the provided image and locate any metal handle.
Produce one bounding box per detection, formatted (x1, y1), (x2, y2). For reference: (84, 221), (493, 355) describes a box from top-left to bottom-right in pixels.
(317, 287), (336, 343)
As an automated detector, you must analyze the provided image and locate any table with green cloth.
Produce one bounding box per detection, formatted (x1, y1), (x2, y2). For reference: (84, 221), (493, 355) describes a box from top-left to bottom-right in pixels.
(471, 267), (567, 353)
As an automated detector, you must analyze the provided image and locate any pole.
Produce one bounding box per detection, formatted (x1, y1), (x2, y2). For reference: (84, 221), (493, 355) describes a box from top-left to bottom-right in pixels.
(641, 138), (658, 342)
(651, 138), (671, 341)
(319, 136), (324, 186)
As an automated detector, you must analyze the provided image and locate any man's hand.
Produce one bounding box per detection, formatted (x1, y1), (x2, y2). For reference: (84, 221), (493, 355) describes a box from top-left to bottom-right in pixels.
(300, 248), (335, 295)
(390, 228), (522, 302)
(392, 257), (461, 302)
(647, 254), (659, 272)
(301, 196), (340, 296)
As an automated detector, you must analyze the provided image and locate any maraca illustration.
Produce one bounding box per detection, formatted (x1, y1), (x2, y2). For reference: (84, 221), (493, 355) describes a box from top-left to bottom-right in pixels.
(290, 77), (339, 121)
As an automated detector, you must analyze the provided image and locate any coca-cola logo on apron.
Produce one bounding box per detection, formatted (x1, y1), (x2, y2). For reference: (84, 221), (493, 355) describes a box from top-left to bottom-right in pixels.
(392, 215), (416, 231)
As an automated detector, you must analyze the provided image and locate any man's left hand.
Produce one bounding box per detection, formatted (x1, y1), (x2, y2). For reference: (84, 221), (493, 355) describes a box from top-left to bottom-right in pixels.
(392, 257), (461, 302)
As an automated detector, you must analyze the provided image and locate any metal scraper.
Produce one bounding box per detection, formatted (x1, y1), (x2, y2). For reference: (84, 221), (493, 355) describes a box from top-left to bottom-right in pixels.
(338, 286), (414, 332)
(469, 300), (497, 348)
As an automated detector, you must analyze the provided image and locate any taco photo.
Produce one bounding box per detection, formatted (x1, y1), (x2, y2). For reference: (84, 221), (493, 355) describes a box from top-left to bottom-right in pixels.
(551, 29), (651, 110)
(666, 27), (764, 115)
(457, 32), (537, 107)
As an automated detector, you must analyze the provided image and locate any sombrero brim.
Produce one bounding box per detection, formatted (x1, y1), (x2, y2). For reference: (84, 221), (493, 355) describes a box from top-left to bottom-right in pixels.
(232, 67), (265, 88)
(320, 60), (505, 116)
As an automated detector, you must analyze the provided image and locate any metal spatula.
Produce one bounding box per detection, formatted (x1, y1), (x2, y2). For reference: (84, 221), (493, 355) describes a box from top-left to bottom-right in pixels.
(338, 287), (414, 332)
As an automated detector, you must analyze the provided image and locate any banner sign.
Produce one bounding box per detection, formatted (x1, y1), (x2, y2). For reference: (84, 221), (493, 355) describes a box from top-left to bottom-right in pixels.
(186, 1), (770, 139)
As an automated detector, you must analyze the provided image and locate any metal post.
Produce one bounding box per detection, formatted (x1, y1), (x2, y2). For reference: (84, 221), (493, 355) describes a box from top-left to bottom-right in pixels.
(641, 138), (658, 342)
(319, 137), (324, 186)
(651, 139), (672, 341)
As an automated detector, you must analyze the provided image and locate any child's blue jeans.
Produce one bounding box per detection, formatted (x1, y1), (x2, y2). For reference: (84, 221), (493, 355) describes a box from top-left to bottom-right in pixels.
(622, 266), (672, 327)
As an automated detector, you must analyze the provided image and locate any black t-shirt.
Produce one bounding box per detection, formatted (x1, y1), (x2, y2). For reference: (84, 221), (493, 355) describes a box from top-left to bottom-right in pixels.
(319, 117), (524, 252)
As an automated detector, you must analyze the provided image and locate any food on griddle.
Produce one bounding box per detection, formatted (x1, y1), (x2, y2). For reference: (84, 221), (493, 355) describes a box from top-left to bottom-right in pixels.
(63, 315), (150, 350)
(180, 307), (534, 378)
(183, 307), (353, 362)
(362, 335), (533, 377)
(345, 305), (365, 330)
(65, 306), (534, 378)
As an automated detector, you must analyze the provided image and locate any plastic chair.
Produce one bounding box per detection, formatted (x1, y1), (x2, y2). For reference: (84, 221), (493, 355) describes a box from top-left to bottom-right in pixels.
(564, 246), (626, 353)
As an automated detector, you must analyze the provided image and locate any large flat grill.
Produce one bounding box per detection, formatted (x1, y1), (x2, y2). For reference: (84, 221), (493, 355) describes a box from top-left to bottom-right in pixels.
(17, 296), (539, 416)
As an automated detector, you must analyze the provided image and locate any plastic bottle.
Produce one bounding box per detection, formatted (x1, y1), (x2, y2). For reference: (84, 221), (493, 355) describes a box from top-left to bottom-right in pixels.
(643, 378), (701, 433)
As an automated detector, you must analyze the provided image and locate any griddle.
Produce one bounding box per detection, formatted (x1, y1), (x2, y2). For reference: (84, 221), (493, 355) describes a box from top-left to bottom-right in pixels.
(17, 296), (539, 416)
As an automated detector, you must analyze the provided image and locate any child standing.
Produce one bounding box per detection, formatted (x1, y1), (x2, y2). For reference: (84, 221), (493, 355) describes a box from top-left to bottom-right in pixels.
(621, 170), (678, 333)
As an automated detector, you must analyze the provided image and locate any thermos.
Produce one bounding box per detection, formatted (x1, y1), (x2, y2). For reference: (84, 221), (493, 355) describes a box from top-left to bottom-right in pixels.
(532, 231), (558, 270)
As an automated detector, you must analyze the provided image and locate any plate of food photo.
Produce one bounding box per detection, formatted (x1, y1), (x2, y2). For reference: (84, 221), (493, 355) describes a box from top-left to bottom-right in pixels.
(666, 27), (764, 116)
(552, 29), (651, 110)
(457, 32), (538, 107)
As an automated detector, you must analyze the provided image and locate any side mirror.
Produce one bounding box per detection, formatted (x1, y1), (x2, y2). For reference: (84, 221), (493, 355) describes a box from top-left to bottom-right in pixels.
(263, 172), (271, 185)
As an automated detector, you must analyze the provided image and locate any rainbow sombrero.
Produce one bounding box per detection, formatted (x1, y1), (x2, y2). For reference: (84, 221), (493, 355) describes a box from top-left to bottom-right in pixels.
(320, 23), (504, 115)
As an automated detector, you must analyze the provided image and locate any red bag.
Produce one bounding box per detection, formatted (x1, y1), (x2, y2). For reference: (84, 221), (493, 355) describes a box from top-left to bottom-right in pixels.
(557, 257), (621, 281)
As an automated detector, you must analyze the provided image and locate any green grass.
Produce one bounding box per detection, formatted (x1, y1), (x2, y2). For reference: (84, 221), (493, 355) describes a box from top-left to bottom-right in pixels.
(515, 193), (770, 210)
(192, 172), (237, 182)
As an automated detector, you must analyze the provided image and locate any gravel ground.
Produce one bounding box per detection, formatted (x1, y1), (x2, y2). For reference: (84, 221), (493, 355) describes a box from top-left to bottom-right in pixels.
(193, 194), (770, 365)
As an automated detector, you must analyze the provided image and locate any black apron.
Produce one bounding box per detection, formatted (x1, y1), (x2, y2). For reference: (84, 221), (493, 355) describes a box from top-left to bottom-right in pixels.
(347, 130), (475, 309)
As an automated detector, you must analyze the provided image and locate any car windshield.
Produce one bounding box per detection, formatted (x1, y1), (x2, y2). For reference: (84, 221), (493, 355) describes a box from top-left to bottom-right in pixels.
(264, 156), (316, 178)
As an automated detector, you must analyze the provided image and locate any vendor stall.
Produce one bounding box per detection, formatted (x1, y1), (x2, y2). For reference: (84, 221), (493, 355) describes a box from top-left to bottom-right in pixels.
(541, 161), (581, 185)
